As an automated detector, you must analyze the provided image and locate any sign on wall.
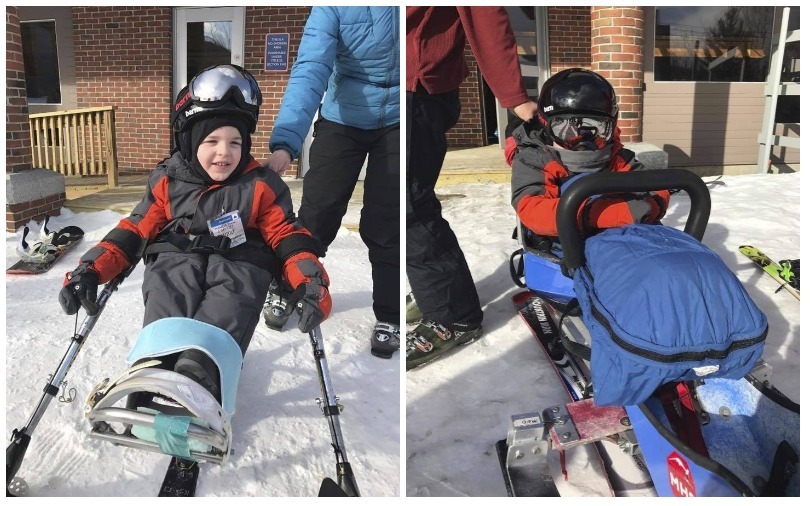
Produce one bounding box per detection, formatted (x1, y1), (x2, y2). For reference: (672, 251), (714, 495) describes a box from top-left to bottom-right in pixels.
(264, 33), (290, 72)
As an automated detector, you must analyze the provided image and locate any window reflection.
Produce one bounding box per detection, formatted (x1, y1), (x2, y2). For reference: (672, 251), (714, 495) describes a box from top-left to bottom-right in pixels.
(187, 21), (232, 79)
(654, 7), (775, 82)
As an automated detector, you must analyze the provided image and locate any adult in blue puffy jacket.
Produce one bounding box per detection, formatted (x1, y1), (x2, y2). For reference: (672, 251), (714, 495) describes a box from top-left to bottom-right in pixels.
(262, 6), (400, 359)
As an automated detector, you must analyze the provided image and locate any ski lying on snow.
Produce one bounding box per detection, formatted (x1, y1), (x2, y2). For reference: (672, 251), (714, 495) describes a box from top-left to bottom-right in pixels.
(739, 246), (799, 300)
(158, 457), (200, 497)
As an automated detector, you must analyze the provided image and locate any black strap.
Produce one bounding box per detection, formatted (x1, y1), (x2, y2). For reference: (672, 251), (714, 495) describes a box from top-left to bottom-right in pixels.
(508, 249), (526, 288)
(189, 234), (231, 254)
(557, 299), (591, 361)
(52, 226), (84, 246)
(145, 231), (281, 274)
(762, 440), (799, 496)
(274, 232), (325, 260)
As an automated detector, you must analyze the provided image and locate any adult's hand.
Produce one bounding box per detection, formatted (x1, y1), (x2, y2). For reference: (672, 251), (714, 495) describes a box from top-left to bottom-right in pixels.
(264, 150), (292, 174)
(511, 101), (538, 122)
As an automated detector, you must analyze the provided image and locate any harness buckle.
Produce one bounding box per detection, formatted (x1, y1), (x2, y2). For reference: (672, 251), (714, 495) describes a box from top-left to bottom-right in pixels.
(190, 234), (231, 254)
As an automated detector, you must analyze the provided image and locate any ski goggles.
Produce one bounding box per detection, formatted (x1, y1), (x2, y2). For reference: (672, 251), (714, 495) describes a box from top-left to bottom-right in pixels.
(188, 64), (262, 108)
(547, 114), (614, 150)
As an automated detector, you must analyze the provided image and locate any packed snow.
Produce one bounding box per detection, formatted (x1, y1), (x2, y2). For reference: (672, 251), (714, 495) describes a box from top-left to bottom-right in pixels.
(406, 171), (801, 497)
(5, 210), (400, 497)
(4, 171), (803, 497)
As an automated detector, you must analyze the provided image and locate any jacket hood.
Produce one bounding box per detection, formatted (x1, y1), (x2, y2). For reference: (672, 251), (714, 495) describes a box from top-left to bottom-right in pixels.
(508, 120), (626, 173)
(160, 151), (259, 186)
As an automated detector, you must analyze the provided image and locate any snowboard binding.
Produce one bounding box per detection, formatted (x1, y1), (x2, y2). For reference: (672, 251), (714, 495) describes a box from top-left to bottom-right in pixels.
(85, 318), (243, 464)
(15, 216), (85, 263)
(8, 216), (85, 275)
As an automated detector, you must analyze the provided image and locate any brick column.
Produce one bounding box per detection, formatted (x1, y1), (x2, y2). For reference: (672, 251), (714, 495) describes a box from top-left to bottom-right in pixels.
(591, 7), (644, 142)
(6, 7), (32, 174)
(6, 6), (66, 232)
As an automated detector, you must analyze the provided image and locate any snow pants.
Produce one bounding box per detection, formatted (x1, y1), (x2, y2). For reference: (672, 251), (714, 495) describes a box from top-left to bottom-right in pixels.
(406, 88), (483, 328)
(142, 251), (273, 355)
(300, 117), (400, 325)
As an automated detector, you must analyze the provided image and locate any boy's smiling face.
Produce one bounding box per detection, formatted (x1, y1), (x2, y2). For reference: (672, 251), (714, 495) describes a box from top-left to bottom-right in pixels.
(196, 125), (242, 181)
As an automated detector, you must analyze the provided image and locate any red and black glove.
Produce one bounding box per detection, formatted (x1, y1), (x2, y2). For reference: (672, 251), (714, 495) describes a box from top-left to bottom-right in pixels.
(283, 252), (332, 333)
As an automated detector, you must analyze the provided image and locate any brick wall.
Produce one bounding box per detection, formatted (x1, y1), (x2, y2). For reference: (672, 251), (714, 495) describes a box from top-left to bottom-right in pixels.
(591, 7), (644, 142)
(7, 194), (65, 231)
(6, 7), (65, 231)
(548, 7), (591, 73)
(447, 44), (484, 148)
(6, 7), (33, 174)
(245, 6), (311, 176)
(73, 7), (173, 175)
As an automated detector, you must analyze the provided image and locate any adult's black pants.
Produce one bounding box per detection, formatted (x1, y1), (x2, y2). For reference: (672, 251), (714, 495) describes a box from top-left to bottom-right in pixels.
(406, 89), (483, 328)
(301, 117), (400, 324)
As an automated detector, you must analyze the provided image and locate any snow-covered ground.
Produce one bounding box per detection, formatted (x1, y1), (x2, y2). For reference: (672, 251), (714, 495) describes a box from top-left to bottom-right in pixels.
(4, 171), (803, 497)
(406, 172), (801, 497)
(5, 211), (400, 497)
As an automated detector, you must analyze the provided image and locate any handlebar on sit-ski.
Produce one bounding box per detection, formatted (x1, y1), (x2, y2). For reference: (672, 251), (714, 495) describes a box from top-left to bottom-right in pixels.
(556, 168), (711, 275)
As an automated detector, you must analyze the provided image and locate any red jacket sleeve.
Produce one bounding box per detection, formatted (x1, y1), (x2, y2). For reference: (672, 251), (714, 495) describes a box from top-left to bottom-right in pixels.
(513, 139), (670, 237)
(249, 175), (328, 291)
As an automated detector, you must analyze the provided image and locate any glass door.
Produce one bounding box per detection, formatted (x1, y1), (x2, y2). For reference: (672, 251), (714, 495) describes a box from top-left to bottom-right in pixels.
(174, 7), (245, 98)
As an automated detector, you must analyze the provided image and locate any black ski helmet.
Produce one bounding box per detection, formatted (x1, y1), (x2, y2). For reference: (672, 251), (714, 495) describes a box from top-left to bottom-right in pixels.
(538, 68), (618, 119)
(171, 64), (262, 157)
(537, 68), (618, 149)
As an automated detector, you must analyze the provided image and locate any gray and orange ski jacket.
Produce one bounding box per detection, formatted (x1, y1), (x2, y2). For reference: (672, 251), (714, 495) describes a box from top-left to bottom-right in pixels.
(508, 122), (670, 237)
(75, 152), (325, 293)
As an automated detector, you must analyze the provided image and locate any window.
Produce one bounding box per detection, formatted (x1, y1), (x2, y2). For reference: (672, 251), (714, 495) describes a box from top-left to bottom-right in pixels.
(506, 7), (539, 68)
(20, 20), (61, 104)
(654, 7), (775, 82)
(777, 7), (800, 124)
(186, 21), (232, 80)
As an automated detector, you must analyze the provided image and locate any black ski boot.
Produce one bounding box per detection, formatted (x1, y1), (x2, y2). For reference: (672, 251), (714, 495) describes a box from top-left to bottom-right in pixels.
(370, 321), (400, 359)
(406, 321), (483, 370)
(173, 349), (221, 402)
(263, 280), (291, 330)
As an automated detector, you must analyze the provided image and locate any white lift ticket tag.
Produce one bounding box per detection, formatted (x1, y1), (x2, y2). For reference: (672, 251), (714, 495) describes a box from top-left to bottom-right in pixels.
(207, 210), (246, 248)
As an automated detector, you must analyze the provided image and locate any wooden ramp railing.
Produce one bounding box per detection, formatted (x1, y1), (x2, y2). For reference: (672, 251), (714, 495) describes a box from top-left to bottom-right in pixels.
(29, 106), (119, 188)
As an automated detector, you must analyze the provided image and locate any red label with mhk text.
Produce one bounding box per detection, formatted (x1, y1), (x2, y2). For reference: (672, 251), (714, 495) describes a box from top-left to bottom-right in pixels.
(667, 451), (696, 497)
